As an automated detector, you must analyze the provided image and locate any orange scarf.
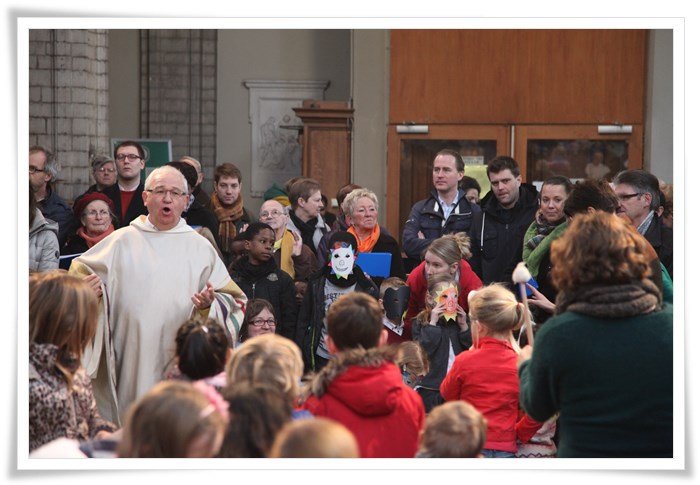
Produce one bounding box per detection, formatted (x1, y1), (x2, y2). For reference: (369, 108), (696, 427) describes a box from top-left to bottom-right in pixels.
(210, 192), (245, 253)
(348, 224), (380, 253)
(77, 224), (115, 248)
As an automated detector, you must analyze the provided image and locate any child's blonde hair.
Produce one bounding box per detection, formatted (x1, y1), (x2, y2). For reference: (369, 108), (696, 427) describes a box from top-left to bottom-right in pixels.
(468, 283), (526, 335)
(225, 333), (303, 404)
(118, 380), (227, 458)
(269, 417), (360, 458)
(418, 401), (487, 458)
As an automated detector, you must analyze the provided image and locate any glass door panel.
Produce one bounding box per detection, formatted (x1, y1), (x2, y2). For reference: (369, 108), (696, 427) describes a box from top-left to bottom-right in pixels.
(514, 125), (644, 185)
(387, 125), (510, 242)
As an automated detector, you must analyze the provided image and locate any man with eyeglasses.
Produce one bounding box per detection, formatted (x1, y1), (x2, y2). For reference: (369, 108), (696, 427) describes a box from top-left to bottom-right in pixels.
(102, 140), (148, 228)
(70, 165), (247, 425)
(259, 199), (319, 281)
(89, 155), (117, 192)
(72, 155), (119, 218)
(613, 169), (673, 278)
(29, 145), (73, 246)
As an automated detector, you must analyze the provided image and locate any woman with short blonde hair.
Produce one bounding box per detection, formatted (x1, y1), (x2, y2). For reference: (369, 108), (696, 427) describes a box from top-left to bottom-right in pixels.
(340, 187), (405, 284)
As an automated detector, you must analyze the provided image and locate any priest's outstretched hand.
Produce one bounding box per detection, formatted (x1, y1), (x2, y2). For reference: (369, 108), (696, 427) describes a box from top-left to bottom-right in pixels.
(191, 282), (215, 310)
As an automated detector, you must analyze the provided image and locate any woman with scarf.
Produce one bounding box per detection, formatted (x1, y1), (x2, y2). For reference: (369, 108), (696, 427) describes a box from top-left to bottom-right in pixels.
(521, 176), (572, 323)
(211, 163), (251, 265)
(341, 188), (405, 286)
(258, 198), (319, 282)
(61, 192), (116, 255)
(517, 212), (672, 457)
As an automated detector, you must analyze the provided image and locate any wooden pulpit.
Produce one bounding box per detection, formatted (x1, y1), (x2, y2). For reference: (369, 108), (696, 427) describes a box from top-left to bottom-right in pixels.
(293, 100), (354, 204)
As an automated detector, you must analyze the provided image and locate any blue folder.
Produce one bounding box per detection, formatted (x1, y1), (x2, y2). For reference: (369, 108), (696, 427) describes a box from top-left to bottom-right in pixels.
(58, 253), (83, 270)
(356, 252), (392, 278)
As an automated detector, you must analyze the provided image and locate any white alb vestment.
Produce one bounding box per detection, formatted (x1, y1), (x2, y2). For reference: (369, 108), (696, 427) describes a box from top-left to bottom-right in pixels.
(70, 216), (246, 424)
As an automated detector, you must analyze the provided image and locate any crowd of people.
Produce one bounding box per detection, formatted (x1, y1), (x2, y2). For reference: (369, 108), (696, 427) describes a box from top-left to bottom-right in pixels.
(27, 142), (674, 459)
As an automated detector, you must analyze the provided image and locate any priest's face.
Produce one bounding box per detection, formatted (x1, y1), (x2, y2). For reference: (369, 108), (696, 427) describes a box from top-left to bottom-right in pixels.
(143, 171), (189, 231)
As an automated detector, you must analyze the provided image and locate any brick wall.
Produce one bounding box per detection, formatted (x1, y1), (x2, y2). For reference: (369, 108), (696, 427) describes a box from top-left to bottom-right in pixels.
(29, 29), (110, 202)
(140, 29), (217, 180)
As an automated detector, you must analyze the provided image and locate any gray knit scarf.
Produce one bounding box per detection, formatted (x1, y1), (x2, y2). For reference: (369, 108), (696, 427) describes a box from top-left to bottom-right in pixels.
(555, 278), (661, 319)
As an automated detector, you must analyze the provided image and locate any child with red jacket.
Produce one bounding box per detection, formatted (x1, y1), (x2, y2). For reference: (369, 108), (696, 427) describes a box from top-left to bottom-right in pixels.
(300, 292), (426, 458)
(440, 283), (539, 458)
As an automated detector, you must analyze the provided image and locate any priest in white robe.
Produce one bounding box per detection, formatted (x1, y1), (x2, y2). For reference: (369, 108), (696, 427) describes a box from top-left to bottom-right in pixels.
(70, 165), (246, 425)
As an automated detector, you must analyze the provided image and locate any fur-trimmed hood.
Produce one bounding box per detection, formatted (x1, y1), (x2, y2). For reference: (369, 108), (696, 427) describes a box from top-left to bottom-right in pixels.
(303, 346), (403, 417)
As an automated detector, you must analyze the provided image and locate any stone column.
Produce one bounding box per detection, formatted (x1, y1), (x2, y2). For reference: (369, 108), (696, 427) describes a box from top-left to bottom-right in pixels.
(29, 29), (110, 201)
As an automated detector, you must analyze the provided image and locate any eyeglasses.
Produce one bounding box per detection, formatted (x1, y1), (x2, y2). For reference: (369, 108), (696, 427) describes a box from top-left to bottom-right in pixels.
(28, 166), (45, 174)
(250, 318), (276, 327)
(115, 154), (142, 162)
(85, 210), (110, 218)
(146, 187), (187, 198)
(95, 167), (116, 173)
(617, 192), (642, 201)
(260, 209), (284, 219)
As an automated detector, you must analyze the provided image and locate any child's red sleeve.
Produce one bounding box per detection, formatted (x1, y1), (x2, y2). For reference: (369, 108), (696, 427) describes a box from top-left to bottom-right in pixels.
(516, 412), (544, 443)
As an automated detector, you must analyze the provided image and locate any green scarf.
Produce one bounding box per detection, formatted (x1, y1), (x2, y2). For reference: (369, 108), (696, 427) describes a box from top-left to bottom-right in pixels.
(522, 220), (568, 279)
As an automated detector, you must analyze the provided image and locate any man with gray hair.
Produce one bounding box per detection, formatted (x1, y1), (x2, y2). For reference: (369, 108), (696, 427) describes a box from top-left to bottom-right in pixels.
(70, 165), (247, 424)
(613, 169), (673, 278)
(88, 155), (117, 192)
(72, 154), (118, 215)
(29, 145), (72, 246)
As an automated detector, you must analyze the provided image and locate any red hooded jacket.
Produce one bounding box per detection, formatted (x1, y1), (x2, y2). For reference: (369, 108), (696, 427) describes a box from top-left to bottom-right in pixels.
(404, 259), (483, 329)
(302, 348), (425, 458)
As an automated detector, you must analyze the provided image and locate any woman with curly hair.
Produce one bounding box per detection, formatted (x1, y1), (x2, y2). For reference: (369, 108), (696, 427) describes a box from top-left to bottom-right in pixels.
(517, 211), (672, 458)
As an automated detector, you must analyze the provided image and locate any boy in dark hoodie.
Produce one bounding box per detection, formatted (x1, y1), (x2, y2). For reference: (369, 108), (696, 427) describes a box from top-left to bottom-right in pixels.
(300, 291), (426, 458)
(228, 222), (298, 341)
(295, 231), (378, 372)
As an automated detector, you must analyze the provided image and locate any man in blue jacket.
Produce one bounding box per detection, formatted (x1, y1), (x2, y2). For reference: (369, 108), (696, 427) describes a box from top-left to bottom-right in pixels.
(402, 149), (481, 270)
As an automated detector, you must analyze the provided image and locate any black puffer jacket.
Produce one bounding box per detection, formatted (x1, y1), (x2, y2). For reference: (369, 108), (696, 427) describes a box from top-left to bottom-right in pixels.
(295, 266), (378, 372)
(228, 255), (298, 340)
(468, 184), (539, 284)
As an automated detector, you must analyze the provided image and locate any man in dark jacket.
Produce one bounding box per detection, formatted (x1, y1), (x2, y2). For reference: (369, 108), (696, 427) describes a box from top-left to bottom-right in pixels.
(295, 231), (378, 373)
(469, 156), (538, 284)
(29, 145), (73, 246)
(102, 140), (148, 228)
(402, 149), (481, 270)
(613, 169), (673, 278)
(167, 161), (222, 252)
